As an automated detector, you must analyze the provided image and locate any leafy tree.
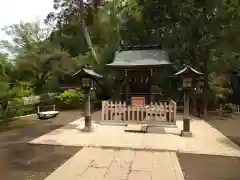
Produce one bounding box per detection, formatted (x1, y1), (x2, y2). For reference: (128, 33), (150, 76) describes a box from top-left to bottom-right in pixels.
(125, 0), (240, 116)
(46, 0), (121, 87)
(1, 21), (74, 93)
(1, 0), (240, 117)
(46, 0), (107, 64)
(1, 21), (52, 55)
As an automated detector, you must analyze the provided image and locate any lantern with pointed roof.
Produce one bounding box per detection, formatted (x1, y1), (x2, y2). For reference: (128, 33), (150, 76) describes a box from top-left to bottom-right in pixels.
(173, 65), (203, 90)
(72, 65), (103, 91)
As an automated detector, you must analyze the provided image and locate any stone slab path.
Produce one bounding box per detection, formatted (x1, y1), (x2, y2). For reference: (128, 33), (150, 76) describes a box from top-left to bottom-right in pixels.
(44, 147), (184, 180)
(29, 118), (240, 157)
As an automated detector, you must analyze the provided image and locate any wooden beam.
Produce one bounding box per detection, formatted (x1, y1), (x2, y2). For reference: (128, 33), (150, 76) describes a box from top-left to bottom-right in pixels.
(150, 68), (153, 103)
(125, 70), (129, 104)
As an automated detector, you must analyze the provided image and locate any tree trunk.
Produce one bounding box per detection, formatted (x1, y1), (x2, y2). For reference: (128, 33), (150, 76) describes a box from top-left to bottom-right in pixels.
(191, 92), (198, 116)
(203, 50), (209, 118)
(79, 0), (99, 64)
(189, 37), (198, 117)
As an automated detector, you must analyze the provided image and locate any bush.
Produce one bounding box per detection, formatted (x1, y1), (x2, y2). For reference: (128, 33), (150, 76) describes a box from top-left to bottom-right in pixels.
(0, 98), (29, 124)
(0, 83), (23, 123)
(54, 89), (84, 110)
(19, 104), (36, 115)
(222, 103), (234, 113)
(17, 81), (34, 97)
(0, 81), (38, 126)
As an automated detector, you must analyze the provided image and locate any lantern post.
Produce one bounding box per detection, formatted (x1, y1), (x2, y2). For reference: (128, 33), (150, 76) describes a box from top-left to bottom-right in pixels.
(72, 65), (102, 132)
(174, 65), (203, 137)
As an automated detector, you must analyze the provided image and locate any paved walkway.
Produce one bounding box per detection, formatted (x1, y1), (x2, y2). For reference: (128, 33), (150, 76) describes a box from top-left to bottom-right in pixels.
(29, 118), (240, 157)
(44, 147), (184, 180)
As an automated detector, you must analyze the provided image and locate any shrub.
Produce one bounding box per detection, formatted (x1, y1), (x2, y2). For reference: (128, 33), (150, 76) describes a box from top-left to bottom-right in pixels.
(54, 89), (84, 110)
(0, 82), (27, 123)
(7, 98), (28, 118)
(222, 103), (234, 113)
(17, 81), (34, 97)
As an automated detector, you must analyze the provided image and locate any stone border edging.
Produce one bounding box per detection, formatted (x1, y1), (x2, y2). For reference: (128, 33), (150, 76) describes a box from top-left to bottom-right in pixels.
(66, 144), (239, 157)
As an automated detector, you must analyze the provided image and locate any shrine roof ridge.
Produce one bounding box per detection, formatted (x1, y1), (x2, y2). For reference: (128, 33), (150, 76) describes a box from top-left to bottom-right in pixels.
(118, 44), (161, 51)
(173, 65), (203, 76)
(72, 68), (103, 78)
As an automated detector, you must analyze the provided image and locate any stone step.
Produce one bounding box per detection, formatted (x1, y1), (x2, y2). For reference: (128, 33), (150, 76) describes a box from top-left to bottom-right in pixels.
(125, 124), (148, 133)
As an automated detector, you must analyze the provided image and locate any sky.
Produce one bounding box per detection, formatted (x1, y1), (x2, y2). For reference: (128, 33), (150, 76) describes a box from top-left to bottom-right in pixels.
(0, 0), (54, 40)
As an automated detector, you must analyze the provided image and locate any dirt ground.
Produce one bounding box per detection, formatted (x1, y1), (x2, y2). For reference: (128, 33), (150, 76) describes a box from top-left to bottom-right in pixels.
(0, 110), (83, 180)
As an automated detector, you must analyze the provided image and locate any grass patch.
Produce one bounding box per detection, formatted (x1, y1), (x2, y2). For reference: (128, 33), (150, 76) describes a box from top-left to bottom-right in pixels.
(0, 118), (37, 131)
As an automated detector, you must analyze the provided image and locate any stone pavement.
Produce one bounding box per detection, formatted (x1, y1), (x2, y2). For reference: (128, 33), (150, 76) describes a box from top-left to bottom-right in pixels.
(44, 147), (184, 180)
(29, 118), (240, 157)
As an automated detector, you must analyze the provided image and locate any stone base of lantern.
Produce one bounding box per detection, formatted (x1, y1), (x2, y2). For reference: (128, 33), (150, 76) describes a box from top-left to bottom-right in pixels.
(180, 117), (192, 137)
(81, 126), (94, 132)
(180, 130), (192, 137)
(81, 116), (94, 132)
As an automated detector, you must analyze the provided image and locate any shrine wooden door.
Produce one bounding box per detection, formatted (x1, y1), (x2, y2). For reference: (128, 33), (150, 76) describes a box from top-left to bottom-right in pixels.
(128, 70), (151, 98)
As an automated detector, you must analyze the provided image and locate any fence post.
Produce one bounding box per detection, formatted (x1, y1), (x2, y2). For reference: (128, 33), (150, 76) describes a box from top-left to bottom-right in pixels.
(168, 101), (172, 123)
(170, 100), (177, 123)
(102, 101), (105, 121)
(37, 106), (40, 114)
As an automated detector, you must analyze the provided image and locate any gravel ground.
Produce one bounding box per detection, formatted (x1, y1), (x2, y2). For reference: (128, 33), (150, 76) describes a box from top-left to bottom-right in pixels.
(0, 110), (83, 180)
(207, 118), (240, 147)
(177, 153), (240, 180)
(178, 117), (240, 180)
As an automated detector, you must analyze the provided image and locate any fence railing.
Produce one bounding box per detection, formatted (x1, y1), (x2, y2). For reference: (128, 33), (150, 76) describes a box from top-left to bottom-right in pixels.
(102, 99), (177, 124)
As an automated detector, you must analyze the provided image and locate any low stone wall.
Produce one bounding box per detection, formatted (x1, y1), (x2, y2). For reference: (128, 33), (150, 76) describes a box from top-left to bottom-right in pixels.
(23, 96), (40, 105)
(22, 93), (57, 105)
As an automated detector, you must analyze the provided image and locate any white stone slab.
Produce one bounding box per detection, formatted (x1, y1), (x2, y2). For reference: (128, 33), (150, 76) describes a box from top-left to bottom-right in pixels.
(125, 124), (147, 133)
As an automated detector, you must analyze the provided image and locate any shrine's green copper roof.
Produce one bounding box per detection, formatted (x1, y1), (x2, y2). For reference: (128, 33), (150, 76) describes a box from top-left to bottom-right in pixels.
(106, 49), (171, 67)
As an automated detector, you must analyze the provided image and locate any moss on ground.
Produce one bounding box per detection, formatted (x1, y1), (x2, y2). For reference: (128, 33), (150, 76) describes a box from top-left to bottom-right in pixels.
(0, 118), (36, 131)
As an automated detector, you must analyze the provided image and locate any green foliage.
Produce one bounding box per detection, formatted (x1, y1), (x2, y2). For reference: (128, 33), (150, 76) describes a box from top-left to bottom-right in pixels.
(1, 21), (75, 94)
(0, 53), (14, 82)
(0, 82), (27, 123)
(17, 81), (34, 97)
(223, 103), (234, 113)
(54, 89), (84, 109)
(1, 0), (240, 115)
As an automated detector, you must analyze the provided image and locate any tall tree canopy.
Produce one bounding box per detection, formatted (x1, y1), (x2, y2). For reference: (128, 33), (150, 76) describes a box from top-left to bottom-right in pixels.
(1, 0), (240, 114)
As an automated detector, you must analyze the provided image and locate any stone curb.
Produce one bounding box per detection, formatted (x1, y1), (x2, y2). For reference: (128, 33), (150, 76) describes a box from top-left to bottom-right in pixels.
(14, 113), (37, 119)
(51, 144), (239, 157)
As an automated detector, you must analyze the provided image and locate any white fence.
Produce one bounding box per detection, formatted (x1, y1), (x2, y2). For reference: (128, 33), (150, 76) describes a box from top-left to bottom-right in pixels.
(102, 100), (177, 125)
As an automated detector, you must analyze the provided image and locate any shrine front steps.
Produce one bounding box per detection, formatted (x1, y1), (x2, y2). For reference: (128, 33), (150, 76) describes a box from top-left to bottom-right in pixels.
(124, 124), (148, 133)
(124, 124), (178, 134)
